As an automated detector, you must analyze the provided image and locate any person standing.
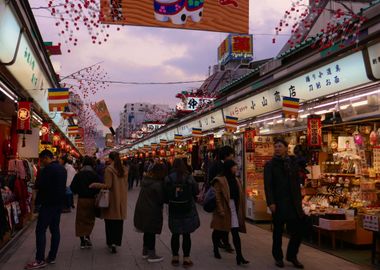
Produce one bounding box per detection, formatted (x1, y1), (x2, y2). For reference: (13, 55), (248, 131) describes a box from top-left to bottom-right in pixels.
(89, 151), (128, 254)
(134, 162), (166, 263)
(164, 158), (200, 268)
(70, 156), (99, 249)
(264, 139), (304, 269)
(208, 146), (235, 255)
(211, 160), (249, 266)
(25, 150), (67, 269)
(59, 155), (76, 212)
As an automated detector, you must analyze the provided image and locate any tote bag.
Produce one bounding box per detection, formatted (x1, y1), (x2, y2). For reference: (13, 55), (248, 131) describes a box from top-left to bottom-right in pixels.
(95, 190), (109, 208)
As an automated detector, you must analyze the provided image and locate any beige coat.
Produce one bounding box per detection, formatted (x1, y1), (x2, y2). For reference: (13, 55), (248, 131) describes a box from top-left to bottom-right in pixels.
(94, 164), (128, 220)
(210, 176), (246, 233)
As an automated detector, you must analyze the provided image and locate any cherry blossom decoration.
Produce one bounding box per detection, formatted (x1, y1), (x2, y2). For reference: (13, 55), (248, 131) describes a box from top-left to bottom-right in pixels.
(273, 0), (367, 51)
(61, 63), (110, 99)
(47, 0), (123, 53)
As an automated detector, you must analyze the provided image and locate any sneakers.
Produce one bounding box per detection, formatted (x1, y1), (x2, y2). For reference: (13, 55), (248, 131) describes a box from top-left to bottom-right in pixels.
(183, 257), (194, 268)
(24, 260), (47, 269)
(147, 250), (164, 263)
(45, 257), (56, 264)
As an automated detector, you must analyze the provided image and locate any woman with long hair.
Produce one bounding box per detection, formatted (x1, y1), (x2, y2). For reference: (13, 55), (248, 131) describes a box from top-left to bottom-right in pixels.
(134, 161), (166, 263)
(211, 160), (249, 266)
(164, 158), (200, 268)
(70, 156), (99, 248)
(90, 151), (128, 254)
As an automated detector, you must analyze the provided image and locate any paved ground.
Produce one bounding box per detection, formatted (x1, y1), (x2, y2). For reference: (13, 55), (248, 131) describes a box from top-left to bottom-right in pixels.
(0, 187), (375, 270)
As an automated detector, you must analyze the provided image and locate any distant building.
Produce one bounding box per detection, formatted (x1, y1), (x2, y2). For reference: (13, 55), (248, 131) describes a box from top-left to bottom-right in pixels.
(117, 102), (173, 143)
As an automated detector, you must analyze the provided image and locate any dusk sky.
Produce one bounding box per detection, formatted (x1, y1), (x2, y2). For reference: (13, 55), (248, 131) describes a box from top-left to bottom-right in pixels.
(30, 0), (296, 129)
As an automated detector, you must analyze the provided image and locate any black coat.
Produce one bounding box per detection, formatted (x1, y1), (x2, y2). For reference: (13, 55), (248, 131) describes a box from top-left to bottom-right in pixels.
(133, 176), (164, 234)
(70, 169), (99, 199)
(264, 156), (304, 220)
(35, 161), (67, 207)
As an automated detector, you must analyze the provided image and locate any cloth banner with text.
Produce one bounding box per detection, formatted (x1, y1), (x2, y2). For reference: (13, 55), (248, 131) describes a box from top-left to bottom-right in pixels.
(91, 100), (115, 135)
(17, 101), (32, 134)
(100, 0), (248, 34)
(307, 115), (322, 147)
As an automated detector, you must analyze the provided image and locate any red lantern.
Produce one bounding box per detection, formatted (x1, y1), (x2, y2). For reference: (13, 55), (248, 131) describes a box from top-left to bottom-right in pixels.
(52, 132), (61, 147)
(60, 139), (67, 151)
(40, 122), (50, 144)
(187, 140), (193, 153)
(66, 144), (72, 152)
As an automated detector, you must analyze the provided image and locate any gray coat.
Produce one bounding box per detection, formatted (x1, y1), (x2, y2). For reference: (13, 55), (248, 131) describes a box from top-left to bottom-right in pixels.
(133, 176), (164, 234)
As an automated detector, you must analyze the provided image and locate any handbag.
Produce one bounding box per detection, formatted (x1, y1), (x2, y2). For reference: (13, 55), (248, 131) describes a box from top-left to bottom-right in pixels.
(95, 190), (109, 208)
(202, 186), (216, 213)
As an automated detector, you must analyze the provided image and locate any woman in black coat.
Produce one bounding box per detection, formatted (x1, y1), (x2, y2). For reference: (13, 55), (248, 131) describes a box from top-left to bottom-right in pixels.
(164, 158), (200, 268)
(133, 162), (166, 263)
(70, 156), (99, 249)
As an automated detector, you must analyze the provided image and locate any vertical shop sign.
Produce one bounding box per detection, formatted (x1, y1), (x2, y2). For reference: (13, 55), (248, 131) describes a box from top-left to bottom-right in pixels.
(40, 122), (50, 144)
(307, 115), (322, 147)
(17, 101), (32, 134)
(244, 129), (256, 153)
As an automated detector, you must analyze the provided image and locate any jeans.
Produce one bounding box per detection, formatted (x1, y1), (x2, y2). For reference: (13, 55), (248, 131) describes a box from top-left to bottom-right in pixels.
(171, 233), (191, 257)
(143, 233), (156, 250)
(35, 206), (62, 261)
(272, 217), (303, 261)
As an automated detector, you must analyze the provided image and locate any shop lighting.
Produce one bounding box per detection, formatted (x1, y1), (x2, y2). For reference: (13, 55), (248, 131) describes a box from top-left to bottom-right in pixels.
(0, 82), (17, 102)
(251, 115), (282, 125)
(340, 100), (369, 110)
(340, 89), (380, 103)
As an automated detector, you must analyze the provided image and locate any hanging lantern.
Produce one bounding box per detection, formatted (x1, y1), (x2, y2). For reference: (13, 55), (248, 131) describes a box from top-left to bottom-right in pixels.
(40, 122), (50, 144)
(152, 150), (156, 156)
(160, 149), (166, 157)
(60, 139), (67, 151)
(66, 144), (72, 152)
(52, 132), (61, 147)
(187, 140), (193, 153)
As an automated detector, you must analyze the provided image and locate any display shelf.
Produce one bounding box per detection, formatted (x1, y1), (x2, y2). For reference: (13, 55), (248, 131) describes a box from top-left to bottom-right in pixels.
(322, 173), (360, 177)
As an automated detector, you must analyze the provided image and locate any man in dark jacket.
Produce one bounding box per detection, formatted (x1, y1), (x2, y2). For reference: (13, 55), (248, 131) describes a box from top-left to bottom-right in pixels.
(264, 139), (304, 269)
(25, 150), (67, 270)
(208, 146), (235, 255)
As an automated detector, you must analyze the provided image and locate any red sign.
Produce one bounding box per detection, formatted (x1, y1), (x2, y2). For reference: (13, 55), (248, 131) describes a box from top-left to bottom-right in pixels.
(307, 115), (322, 147)
(52, 132), (61, 147)
(40, 122), (50, 144)
(232, 35), (251, 53)
(60, 139), (67, 151)
(244, 129), (256, 153)
(17, 101), (32, 134)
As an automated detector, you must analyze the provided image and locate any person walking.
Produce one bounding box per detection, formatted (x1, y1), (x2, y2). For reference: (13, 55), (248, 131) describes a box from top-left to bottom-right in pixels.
(264, 139), (305, 269)
(208, 146), (235, 254)
(211, 160), (249, 266)
(70, 156), (99, 249)
(89, 151), (128, 254)
(25, 150), (67, 269)
(164, 158), (200, 268)
(133, 162), (166, 263)
(59, 155), (76, 212)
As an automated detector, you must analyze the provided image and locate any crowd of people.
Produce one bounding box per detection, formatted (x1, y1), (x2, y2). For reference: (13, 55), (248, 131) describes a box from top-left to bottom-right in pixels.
(24, 140), (306, 270)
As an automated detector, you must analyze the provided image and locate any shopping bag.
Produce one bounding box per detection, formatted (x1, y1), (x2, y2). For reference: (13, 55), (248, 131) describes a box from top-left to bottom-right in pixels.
(95, 190), (109, 208)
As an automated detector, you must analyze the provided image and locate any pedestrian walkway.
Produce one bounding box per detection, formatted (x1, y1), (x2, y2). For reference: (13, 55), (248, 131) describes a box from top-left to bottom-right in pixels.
(0, 188), (373, 270)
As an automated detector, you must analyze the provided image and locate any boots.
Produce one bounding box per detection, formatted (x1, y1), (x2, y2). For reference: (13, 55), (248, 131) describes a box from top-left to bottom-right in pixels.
(147, 250), (164, 263)
(213, 246), (221, 259)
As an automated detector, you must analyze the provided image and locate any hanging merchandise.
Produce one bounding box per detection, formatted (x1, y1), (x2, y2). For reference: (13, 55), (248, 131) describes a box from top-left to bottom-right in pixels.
(17, 101), (33, 148)
(40, 122), (50, 144)
(353, 127), (364, 147)
(307, 115), (322, 147)
(52, 132), (61, 147)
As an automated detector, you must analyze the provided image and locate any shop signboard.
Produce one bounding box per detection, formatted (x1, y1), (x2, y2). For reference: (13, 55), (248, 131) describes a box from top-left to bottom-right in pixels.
(165, 128), (179, 141)
(197, 110), (224, 131)
(100, 0), (249, 34)
(16, 101), (32, 134)
(307, 115), (322, 147)
(178, 96), (215, 112)
(223, 51), (371, 122)
(0, 0), (67, 134)
(368, 42), (380, 80)
(178, 120), (201, 137)
(218, 34), (253, 65)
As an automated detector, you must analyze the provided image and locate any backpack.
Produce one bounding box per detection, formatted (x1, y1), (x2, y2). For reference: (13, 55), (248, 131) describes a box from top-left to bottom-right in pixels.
(202, 186), (216, 213)
(167, 175), (193, 216)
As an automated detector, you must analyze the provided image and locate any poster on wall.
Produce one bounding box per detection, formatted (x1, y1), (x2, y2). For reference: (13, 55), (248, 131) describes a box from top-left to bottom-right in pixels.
(100, 0), (249, 34)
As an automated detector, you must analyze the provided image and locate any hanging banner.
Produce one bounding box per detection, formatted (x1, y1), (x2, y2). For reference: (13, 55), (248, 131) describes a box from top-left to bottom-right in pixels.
(192, 127), (202, 137)
(225, 115), (238, 133)
(40, 122), (50, 144)
(17, 101), (32, 134)
(282, 96), (300, 119)
(244, 129), (255, 153)
(100, 0), (249, 34)
(307, 115), (322, 147)
(48, 88), (69, 112)
(91, 100), (115, 134)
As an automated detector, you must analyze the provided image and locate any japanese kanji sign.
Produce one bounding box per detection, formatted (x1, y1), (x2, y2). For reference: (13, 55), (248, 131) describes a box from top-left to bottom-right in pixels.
(17, 101), (32, 134)
(100, 0), (248, 34)
(218, 34), (253, 65)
